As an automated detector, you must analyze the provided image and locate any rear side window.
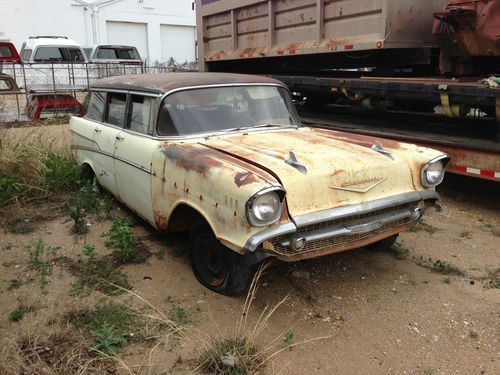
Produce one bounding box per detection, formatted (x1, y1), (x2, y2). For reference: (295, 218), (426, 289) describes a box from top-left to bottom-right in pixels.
(34, 47), (63, 61)
(0, 45), (13, 58)
(96, 47), (140, 60)
(86, 92), (106, 122)
(104, 93), (127, 127)
(128, 95), (154, 134)
(34, 47), (85, 62)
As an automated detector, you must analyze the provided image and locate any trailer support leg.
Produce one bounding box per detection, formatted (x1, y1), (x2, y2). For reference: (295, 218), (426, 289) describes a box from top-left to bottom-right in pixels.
(496, 97), (500, 142)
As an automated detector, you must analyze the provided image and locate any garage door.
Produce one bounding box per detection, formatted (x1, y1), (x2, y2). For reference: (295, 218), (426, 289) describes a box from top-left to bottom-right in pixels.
(106, 21), (148, 61)
(160, 25), (196, 64)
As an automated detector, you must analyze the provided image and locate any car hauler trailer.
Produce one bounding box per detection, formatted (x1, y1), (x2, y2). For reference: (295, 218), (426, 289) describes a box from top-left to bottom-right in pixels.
(196, 0), (500, 182)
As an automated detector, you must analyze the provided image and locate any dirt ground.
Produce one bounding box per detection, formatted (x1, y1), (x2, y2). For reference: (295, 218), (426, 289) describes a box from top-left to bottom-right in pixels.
(0, 124), (498, 374)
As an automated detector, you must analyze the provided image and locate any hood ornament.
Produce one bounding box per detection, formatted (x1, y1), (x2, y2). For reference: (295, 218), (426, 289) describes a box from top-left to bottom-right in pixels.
(285, 151), (307, 174)
(331, 177), (386, 193)
(371, 141), (394, 160)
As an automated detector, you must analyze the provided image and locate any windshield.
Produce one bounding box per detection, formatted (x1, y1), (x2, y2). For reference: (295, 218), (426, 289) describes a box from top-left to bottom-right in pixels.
(157, 85), (300, 136)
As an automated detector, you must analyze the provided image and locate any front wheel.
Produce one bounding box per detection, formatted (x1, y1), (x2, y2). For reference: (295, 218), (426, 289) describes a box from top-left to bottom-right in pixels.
(189, 220), (253, 296)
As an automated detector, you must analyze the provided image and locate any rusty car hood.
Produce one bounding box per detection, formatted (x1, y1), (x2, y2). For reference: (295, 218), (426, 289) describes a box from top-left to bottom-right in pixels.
(201, 127), (439, 218)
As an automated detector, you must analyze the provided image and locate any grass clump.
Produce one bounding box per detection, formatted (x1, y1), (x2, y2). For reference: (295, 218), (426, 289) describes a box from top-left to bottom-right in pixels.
(9, 308), (24, 322)
(106, 218), (149, 263)
(415, 256), (463, 276)
(199, 338), (260, 375)
(485, 279), (500, 289)
(468, 330), (479, 339)
(67, 184), (101, 234)
(0, 142), (81, 207)
(68, 243), (131, 295)
(69, 303), (136, 355)
(392, 243), (411, 260)
(432, 260), (463, 275)
(169, 306), (188, 325)
(195, 266), (326, 375)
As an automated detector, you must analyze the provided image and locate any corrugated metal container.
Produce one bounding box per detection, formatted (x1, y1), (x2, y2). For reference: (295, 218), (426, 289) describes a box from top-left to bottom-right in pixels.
(197, 0), (447, 70)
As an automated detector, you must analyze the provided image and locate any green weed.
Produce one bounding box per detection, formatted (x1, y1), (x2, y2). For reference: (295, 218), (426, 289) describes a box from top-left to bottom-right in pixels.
(468, 330), (479, 339)
(90, 321), (126, 355)
(9, 308), (24, 322)
(442, 277), (451, 284)
(283, 329), (294, 349)
(432, 260), (462, 275)
(28, 239), (58, 293)
(169, 307), (188, 325)
(69, 244), (131, 295)
(67, 184), (100, 234)
(107, 218), (145, 263)
(392, 243), (411, 260)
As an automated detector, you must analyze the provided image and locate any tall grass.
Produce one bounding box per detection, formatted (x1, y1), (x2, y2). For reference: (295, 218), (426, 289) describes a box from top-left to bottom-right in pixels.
(0, 140), (81, 207)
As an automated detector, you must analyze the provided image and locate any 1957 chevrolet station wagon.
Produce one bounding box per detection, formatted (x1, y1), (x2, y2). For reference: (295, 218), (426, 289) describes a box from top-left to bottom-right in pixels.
(70, 73), (449, 295)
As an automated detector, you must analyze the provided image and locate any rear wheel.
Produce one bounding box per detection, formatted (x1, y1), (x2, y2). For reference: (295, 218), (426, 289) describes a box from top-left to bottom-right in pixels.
(189, 220), (253, 296)
(366, 234), (399, 251)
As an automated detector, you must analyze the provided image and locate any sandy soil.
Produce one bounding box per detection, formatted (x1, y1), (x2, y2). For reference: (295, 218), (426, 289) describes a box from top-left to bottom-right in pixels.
(0, 124), (498, 374)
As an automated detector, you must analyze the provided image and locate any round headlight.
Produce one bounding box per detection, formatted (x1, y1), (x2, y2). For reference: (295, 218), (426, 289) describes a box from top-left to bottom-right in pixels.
(247, 191), (282, 226)
(422, 160), (446, 187)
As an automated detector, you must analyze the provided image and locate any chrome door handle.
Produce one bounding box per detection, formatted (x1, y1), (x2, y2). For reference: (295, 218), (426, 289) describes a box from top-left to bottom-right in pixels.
(94, 128), (102, 133)
(116, 135), (124, 140)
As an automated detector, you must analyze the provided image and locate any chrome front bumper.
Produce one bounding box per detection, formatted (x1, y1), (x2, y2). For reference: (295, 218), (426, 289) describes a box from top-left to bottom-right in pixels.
(243, 190), (439, 255)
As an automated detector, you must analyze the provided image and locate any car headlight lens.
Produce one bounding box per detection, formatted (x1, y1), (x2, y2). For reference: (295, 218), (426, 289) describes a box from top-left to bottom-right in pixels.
(421, 156), (449, 187)
(246, 189), (284, 226)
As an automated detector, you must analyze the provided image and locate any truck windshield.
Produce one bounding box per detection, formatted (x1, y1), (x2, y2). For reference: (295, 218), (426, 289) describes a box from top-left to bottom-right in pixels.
(157, 85), (300, 136)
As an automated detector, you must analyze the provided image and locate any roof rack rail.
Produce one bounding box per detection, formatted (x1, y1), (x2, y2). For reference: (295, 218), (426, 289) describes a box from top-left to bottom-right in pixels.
(29, 36), (69, 39)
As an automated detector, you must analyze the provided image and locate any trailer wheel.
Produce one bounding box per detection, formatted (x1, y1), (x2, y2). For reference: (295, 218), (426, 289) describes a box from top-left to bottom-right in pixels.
(189, 220), (253, 296)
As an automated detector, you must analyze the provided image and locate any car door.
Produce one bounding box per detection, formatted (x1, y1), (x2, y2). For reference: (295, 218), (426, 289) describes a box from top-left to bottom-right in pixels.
(114, 93), (158, 225)
(93, 91), (127, 194)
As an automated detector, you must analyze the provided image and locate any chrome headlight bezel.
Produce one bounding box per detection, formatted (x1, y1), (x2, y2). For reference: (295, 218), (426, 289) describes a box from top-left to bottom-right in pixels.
(245, 187), (286, 227)
(421, 155), (450, 188)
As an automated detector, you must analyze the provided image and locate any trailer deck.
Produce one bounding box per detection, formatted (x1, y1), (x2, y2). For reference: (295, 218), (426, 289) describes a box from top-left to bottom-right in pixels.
(299, 110), (500, 182)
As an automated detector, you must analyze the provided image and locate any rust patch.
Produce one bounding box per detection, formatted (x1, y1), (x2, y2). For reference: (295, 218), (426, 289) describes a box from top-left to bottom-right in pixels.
(161, 144), (223, 176)
(311, 128), (404, 151)
(154, 209), (168, 230)
(234, 171), (258, 187)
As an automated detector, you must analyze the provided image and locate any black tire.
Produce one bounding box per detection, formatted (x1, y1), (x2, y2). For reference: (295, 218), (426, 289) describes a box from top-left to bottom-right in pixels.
(189, 220), (253, 296)
(80, 165), (100, 194)
(366, 234), (399, 251)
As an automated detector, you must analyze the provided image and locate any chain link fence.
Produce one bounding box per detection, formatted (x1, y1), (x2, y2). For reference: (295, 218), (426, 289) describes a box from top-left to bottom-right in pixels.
(0, 60), (197, 124)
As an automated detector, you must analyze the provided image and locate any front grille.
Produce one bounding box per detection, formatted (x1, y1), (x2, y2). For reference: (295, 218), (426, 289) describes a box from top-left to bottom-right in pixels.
(269, 204), (415, 256)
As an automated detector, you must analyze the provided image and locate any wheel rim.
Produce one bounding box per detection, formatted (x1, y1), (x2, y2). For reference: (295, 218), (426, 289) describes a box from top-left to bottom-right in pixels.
(194, 233), (227, 287)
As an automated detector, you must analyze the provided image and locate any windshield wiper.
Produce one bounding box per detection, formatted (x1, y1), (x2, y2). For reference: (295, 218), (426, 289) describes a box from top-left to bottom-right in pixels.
(222, 123), (294, 133)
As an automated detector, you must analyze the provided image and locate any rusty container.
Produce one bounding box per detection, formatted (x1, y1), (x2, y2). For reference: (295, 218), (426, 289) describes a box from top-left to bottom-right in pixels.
(197, 0), (448, 72)
(434, 0), (500, 74)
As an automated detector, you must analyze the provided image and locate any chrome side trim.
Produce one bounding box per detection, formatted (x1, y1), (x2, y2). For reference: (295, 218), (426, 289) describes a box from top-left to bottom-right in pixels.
(243, 222), (297, 253)
(293, 190), (439, 227)
(278, 207), (413, 247)
(70, 145), (152, 174)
